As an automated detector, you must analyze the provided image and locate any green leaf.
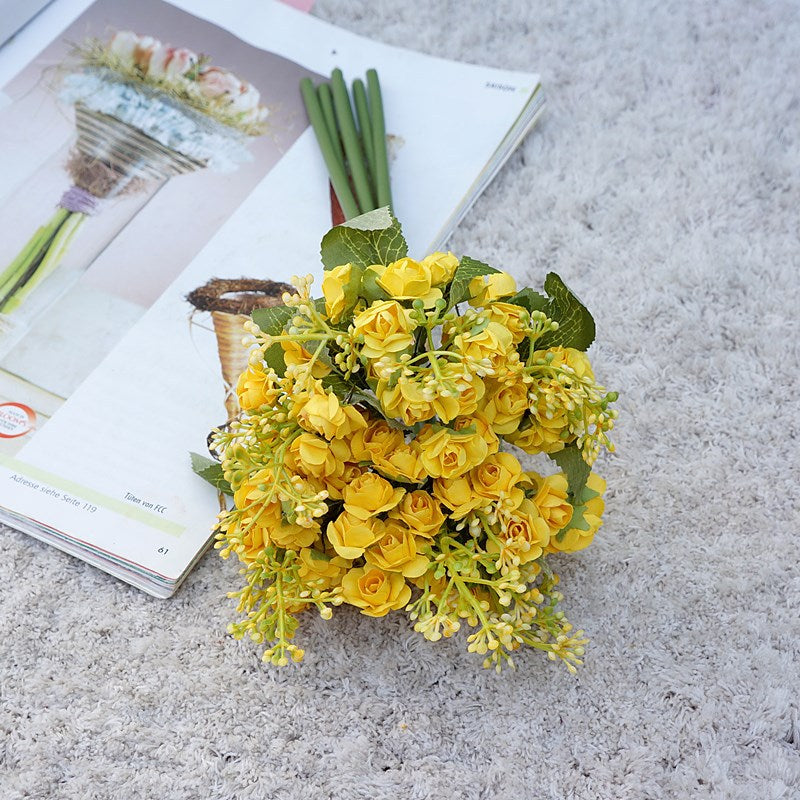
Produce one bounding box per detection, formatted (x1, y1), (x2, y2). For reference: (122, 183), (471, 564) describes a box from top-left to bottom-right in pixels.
(251, 304), (293, 336)
(360, 268), (390, 303)
(548, 445), (591, 503)
(448, 256), (499, 307)
(321, 371), (384, 417)
(190, 452), (232, 495)
(262, 343), (286, 376)
(507, 287), (548, 314)
(320, 207), (408, 270)
(537, 272), (595, 351)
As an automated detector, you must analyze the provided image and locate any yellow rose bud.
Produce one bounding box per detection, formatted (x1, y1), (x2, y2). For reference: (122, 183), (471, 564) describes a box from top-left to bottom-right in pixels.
(287, 433), (348, 479)
(548, 473), (605, 553)
(323, 462), (365, 501)
(295, 388), (347, 439)
(371, 257), (442, 306)
(297, 547), (350, 590)
(483, 302), (530, 344)
(343, 471), (405, 520)
(507, 407), (571, 455)
(372, 442), (427, 484)
(481, 378), (528, 434)
(388, 490), (446, 538)
(489, 499), (550, 564)
(349, 416), (405, 463)
(432, 474), (483, 519)
(452, 321), (514, 372)
(429, 364), (485, 423)
(340, 565), (412, 617)
(452, 412), (499, 455)
(528, 471), (573, 534)
(469, 451), (525, 509)
(270, 521), (321, 550)
(468, 271), (517, 306)
(534, 346), (595, 380)
(364, 519), (429, 578)
(281, 340), (331, 378)
(326, 512), (384, 559)
(322, 262), (361, 323)
(421, 251), (459, 286)
(414, 424), (488, 479)
(353, 299), (416, 360)
(376, 376), (435, 426)
(236, 365), (280, 411)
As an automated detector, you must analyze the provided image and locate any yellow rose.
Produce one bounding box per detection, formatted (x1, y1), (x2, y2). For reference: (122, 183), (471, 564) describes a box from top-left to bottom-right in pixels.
(490, 499), (550, 564)
(372, 442), (427, 484)
(297, 547), (350, 590)
(232, 468), (276, 509)
(340, 566), (412, 617)
(507, 406), (571, 455)
(287, 433), (348, 480)
(326, 512), (384, 559)
(295, 387), (366, 441)
(376, 376), (435, 425)
(322, 262), (361, 323)
(270, 521), (321, 550)
(481, 378), (528, 434)
(432, 474), (482, 519)
(534, 346), (595, 380)
(452, 321), (514, 372)
(421, 251), (459, 286)
(528, 471), (573, 535)
(353, 300), (416, 360)
(548, 473), (606, 553)
(468, 271), (517, 306)
(430, 364), (485, 423)
(414, 424), (488, 479)
(349, 417), (405, 463)
(236, 365), (280, 411)
(388, 490), (446, 538)
(364, 519), (429, 578)
(342, 471), (405, 520)
(468, 451), (524, 509)
(371, 257), (442, 306)
(483, 302), (530, 344)
(452, 412), (499, 456)
(323, 462), (365, 501)
(281, 340), (331, 379)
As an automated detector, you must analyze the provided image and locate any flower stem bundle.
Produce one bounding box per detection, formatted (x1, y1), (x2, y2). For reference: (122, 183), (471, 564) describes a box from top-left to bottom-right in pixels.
(300, 68), (392, 220)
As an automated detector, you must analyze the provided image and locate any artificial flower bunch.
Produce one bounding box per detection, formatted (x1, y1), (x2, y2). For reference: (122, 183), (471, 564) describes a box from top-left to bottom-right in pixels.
(200, 209), (617, 672)
(80, 31), (268, 131)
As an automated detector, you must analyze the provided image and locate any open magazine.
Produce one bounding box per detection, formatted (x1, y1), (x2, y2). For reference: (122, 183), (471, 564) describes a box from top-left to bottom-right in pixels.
(0, 0), (544, 597)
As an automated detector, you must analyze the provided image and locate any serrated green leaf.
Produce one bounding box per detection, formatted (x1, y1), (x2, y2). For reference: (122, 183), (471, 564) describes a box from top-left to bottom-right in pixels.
(448, 256), (499, 307)
(251, 304), (293, 336)
(507, 287), (548, 313)
(321, 371), (384, 417)
(537, 272), (595, 351)
(262, 342), (286, 376)
(360, 268), (391, 302)
(320, 207), (408, 270)
(548, 445), (591, 503)
(190, 452), (232, 495)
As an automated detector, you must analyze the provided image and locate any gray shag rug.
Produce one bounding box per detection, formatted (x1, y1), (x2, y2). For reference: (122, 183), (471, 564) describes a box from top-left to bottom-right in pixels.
(2, 1), (799, 798)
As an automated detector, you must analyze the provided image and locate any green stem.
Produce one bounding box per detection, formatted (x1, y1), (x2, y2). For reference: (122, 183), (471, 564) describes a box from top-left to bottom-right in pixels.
(330, 68), (375, 214)
(0, 208), (71, 303)
(367, 69), (392, 210)
(3, 212), (85, 313)
(317, 83), (346, 172)
(300, 77), (360, 220)
(352, 78), (376, 187)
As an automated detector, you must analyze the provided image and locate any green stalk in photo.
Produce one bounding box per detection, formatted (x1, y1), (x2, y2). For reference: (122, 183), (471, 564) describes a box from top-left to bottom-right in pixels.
(367, 69), (392, 211)
(352, 78), (376, 190)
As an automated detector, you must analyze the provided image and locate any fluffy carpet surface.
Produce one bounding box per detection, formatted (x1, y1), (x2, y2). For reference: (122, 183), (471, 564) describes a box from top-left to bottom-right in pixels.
(2, 1), (799, 798)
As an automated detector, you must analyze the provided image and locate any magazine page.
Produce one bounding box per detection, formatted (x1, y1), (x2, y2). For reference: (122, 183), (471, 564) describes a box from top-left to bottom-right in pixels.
(0, 0), (540, 589)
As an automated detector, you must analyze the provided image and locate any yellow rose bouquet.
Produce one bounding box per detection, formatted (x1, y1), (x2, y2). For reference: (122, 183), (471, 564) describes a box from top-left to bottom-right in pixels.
(193, 70), (617, 672)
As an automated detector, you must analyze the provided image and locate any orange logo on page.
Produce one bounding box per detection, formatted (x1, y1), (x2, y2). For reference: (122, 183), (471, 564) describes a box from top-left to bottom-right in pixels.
(0, 402), (36, 439)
